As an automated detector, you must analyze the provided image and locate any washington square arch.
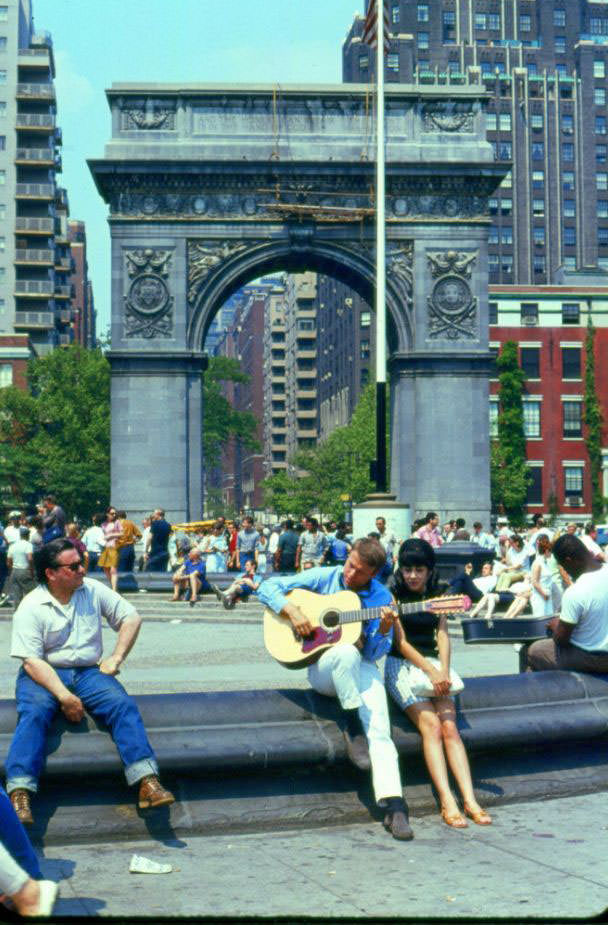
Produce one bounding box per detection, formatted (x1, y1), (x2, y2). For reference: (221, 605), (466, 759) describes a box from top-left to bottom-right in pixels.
(89, 80), (506, 525)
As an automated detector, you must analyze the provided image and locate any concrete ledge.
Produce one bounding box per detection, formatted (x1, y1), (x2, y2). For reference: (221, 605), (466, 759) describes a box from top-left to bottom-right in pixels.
(93, 571), (269, 592)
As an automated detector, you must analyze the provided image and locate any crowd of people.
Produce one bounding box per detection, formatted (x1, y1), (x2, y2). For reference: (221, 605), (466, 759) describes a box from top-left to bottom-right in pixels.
(0, 495), (606, 910)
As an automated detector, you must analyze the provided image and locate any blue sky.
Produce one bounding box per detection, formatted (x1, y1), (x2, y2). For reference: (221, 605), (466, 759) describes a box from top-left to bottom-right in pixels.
(33, 0), (364, 336)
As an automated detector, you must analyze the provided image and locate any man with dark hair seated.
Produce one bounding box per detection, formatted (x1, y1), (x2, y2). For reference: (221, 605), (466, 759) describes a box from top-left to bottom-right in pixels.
(524, 534), (608, 673)
(5, 538), (175, 826)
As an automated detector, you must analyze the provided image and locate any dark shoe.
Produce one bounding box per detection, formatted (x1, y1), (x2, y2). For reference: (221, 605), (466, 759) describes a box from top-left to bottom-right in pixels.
(383, 797), (414, 841)
(137, 775), (175, 809)
(342, 728), (371, 771)
(10, 788), (33, 826)
(210, 583), (224, 603)
(222, 593), (235, 611)
(189, 598), (197, 607)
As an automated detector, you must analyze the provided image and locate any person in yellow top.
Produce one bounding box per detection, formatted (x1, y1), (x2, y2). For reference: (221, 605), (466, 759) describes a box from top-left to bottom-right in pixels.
(116, 510), (142, 574)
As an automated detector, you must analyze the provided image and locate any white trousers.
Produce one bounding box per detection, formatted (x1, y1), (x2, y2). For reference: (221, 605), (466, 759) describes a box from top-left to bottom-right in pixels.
(0, 843), (28, 896)
(307, 643), (403, 804)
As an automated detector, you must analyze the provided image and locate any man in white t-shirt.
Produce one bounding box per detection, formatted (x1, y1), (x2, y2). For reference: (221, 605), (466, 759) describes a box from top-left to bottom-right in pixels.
(580, 523), (606, 563)
(525, 534), (608, 673)
(6, 527), (34, 606)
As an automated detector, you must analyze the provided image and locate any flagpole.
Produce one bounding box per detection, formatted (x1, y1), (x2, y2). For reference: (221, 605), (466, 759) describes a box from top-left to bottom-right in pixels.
(374, 0), (387, 493)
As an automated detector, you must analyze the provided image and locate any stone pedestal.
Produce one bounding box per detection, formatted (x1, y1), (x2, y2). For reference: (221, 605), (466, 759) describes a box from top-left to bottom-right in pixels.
(352, 492), (411, 545)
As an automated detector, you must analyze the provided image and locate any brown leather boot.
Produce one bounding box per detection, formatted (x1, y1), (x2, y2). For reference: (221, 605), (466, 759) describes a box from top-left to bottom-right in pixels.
(137, 775), (175, 809)
(10, 788), (34, 825)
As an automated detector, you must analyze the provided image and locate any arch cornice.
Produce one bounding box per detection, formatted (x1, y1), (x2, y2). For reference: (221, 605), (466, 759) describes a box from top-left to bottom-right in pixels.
(186, 235), (413, 353)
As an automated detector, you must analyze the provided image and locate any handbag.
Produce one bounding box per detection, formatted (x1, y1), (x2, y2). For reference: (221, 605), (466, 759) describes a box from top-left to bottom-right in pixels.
(407, 658), (465, 698)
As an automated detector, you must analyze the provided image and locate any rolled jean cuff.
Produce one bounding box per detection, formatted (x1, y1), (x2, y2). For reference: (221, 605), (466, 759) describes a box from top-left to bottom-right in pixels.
(6, 777), (37, 795)
(125, 757), (158, 786)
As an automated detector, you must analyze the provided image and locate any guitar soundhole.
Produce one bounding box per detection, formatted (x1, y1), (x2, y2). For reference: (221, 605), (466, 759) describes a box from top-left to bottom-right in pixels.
(322, 610), (340, 629)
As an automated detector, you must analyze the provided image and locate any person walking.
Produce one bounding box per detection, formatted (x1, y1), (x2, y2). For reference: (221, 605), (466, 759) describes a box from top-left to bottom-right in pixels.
(97, 507), (122, 592)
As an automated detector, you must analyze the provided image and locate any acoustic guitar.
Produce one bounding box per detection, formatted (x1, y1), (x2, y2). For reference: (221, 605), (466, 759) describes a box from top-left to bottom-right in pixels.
(263, 589), (471, 669)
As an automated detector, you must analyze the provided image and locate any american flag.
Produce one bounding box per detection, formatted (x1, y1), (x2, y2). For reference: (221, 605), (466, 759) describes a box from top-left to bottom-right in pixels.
(361, 0), (391, 54)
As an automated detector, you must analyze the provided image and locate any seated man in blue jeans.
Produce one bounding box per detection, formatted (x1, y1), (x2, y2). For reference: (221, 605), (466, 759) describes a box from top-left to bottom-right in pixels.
(5, 538), (175, 826)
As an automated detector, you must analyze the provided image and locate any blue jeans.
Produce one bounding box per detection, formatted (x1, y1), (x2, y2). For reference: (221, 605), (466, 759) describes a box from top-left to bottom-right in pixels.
(6, 666), (158, 793)
(118, 545), (135, 572)
(146, 550), (168, 572)
(0, 784), (41, 880)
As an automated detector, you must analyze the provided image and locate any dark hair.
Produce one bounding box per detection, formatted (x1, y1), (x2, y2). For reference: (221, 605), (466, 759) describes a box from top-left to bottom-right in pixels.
(351, 537), (386, 572)
(116, 509), (127, 519)
(92, 512), (104, 526)
(34, 538), (79, 585)
(553, 533), (588, 566)
(424, 511), (437, 523)
(585, 522), (596, 535)
(389, 538), (441, 601)
(367, 531), (381, 540)
(43, 495), (56, 504)
(456, 517), (466, 529)
(473, 521), (482, 530)
(537, 535), (552, 555)
(284, 519), (294, 530)
(308, 517), (319, 531)
(511, 534), (524, 550)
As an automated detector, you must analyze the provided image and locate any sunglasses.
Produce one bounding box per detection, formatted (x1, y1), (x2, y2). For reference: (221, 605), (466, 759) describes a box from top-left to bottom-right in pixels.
(57, 560), (83, 572)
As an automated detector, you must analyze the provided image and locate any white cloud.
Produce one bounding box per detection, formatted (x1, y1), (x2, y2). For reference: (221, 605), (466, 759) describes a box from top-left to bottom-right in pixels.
(53, 49), (95, 116)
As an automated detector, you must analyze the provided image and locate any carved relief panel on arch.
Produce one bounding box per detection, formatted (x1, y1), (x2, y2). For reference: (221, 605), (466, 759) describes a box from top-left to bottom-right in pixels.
(123, 248), (174, 340)
(426, 250), (478, 341)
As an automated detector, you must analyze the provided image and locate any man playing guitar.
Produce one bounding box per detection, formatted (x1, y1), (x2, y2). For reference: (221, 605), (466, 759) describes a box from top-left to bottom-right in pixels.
(256, 537), (413, 841)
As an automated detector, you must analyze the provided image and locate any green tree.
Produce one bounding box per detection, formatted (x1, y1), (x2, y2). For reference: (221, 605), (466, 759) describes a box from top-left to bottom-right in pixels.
(490, 341), (531, 524)
(202, 357), (260, 473)
(583, 314), (605, 520)
(0, 345), (111, 518)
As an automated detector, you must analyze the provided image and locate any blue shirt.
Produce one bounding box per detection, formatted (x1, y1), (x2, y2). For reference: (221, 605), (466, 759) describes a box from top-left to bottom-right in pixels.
(257, 565), (393, 662)
(183, 558), (206, 578)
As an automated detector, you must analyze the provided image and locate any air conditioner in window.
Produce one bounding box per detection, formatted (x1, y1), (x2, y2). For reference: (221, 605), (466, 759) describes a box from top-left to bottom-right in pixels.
(521, 316), (538, 326)
(567, 495), (583, 507)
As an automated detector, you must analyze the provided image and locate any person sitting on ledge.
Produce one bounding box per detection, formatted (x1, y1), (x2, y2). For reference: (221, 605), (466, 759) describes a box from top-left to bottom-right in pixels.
(171, 546), (213, 607)
(523, 534), (608, 673)
(5, 538), (175, 827)
(211, 558), (261, 610)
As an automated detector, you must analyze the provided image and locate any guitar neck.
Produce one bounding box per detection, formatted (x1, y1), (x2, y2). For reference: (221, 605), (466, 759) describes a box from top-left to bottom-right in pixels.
(337, 599), (437, 626)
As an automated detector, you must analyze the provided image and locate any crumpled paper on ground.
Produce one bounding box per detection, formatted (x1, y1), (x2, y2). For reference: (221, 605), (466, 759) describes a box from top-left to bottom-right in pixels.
(129, 854), (173, 874)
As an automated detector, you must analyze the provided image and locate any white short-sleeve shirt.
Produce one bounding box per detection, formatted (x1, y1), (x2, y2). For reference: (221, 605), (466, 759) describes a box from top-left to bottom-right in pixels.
(11, 577), (137, 667)
(559, 565), (608, 652)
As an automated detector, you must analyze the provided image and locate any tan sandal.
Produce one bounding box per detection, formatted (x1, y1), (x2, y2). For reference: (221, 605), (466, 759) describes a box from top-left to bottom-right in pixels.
(464, 803), (492, 825)
(441, 807), (468, 828)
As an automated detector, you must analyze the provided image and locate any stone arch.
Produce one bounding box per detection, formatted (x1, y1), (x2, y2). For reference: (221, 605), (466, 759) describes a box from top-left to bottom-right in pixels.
(186, 236), (413, 354)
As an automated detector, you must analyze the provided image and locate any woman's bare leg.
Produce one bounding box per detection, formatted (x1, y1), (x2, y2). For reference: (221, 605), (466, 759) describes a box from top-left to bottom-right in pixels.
(405, 702), (459, 815)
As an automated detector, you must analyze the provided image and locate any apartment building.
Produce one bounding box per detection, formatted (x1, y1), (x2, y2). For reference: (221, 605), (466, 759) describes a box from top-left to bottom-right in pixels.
(262, 279), (288, 476)
(343, 0), (608, 285)
(284, 272), (318, 468)
(68, 220), (96, 347)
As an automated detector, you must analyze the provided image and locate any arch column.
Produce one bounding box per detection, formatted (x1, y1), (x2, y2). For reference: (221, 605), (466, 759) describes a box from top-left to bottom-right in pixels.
(108, 350), (207, 524)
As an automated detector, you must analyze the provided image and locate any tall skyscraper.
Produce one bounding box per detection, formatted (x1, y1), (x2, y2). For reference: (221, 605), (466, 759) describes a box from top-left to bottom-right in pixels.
(343, 0), (608, 285)
(0, 0), (84, 381)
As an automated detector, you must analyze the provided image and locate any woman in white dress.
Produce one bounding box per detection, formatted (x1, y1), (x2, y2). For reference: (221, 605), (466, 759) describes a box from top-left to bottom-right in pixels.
(530, 535), (555, 617)
(206, 523), (228, 573)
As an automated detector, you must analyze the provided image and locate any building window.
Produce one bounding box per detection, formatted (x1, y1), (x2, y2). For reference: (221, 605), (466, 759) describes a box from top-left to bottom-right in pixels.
(0, 362), (11, 388)
(0, 170), (5, 185)
(563, 226), (576, 246)
(481, 60), (493, 76)
(0, 69), (5, 84)
(564, 256), (577, 270)
(360, 311), (371, 328)
(527, 61), (538, 76)
(387, 53), (399, 71)
(531, 113), (543, 130)
(533, 255), (546, 274)
(599, 227), (608, 245)
(597, 145), (607, 165)
(489, 399), (499, 437)
(488, 13), (500, 31)
(598, 172), (608, 190)
(532, 143), (544, 161)
(475, 12), (487, 30)
(562, 114), (573, 135)
(563, 171), (575, 190)
(562, 303), (580, 324)
(526, 467), (543, 505)
(590, 18), (608, 36)
(486, 112), (497, 131)
(597, 116), (607, 135)
(0, 135), (5, 151)
(554, 9), (566, 27)
(595, 88), (607, 107)
(488, 301), (498, 324)
(519, 14), (531, 32)
(501, 170), (512, 189)
(0, 37), (6, 51)
(564, 199), (576, 217)
(417, 31), (429, 49)
(360, 368), (369, 387)
(501, 254), (513, 274)
(598, 201), (608, 218)
(488, 225), (499, 244)
(0, 101), (5, 119)
(563, 401), (583, 437)
(501, 225), (513, 245)
(489, 197), (498, 215)
(594, 59), (606, 79)
(521, 302), (539, 325)
(360, 340), (370, 360)
(523, 400), (541, 438)
(562, 346), (581, 379)
(532, 198), (545, 216)
(0, 8), (7, 22)
(564, 466), (584, 501)
(442, 9), (456, 42)
(520, 346), (540, 378)
(562, 143), (574, 161)
(555, 36), (566, 54)
(497, 140), (512, 159)
(488, 253), (500, 273)
(391, 5), (400, 24)
(417, 4), (429, 23)
(0, 203), (5, 220)
(501, 197), (512, 215)
(532, 169), (544, 188)
(359, 54), (369, 70)
(499, 112), (511, 131)
(533, 226), (545, 246)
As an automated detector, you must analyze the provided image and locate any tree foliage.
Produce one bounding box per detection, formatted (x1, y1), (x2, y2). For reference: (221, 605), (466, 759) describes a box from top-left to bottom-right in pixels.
(202, 356), (261, 472)
(262, 383), (380, 521)
(490, 340), (531, 524)
(0, 345), (110, 518)
(583, 314), (606, 520)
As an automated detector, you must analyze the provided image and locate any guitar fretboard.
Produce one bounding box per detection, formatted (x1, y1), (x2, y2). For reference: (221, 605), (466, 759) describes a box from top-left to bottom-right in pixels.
(333, 598), (457, 626)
